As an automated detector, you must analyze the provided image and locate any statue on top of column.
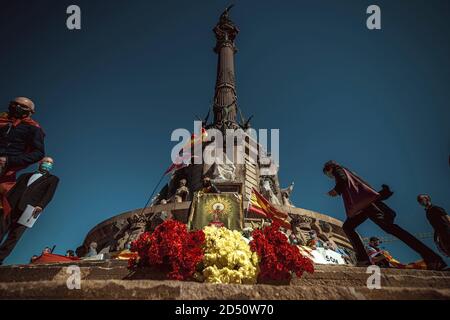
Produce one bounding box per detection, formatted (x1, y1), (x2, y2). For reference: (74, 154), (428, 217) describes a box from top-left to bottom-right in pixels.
(214, 5), (239, 47)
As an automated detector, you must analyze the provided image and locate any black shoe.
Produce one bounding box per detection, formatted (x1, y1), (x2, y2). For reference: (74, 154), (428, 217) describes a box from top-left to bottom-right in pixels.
(378, 184), (394, 200)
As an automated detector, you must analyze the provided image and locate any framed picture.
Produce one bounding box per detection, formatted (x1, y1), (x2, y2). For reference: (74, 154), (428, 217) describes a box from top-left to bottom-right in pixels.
(188, 192), (243, 231)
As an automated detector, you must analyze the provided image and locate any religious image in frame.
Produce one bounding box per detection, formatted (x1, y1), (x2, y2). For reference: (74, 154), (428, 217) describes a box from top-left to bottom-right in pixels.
(188, 192), (243, 231)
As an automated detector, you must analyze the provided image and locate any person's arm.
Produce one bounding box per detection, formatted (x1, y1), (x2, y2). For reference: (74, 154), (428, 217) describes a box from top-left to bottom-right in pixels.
(434, 207), (448, 219)
(371, 254), (387, 263)
(332, 166), (348, 195)
(36, 177), (59, 210)
(432, 207), (450, 233)
(6, 127), (45, 168)
(6, 173), (28, 198)
(211, 183), (221, 194)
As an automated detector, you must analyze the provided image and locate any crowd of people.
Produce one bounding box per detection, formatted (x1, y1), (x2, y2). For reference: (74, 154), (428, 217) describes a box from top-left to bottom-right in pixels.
(323, 160), (449, 270)
(0, 97), (59, 265)
(28, 246), (78, 263)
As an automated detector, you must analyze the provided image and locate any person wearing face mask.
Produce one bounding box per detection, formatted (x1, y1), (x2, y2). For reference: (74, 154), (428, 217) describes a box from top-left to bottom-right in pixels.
(0, 97), (46, 221)
(417, 194), (449, 257)
(323, 160), (447, 270)
(0, 157), (59, 265)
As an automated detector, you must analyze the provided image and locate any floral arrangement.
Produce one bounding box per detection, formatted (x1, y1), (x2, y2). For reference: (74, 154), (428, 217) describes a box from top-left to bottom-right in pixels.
(198, 226), (259, 284)
(128, 231), (151, 269)
(129, 220), (314, 284)
(250, 223), (314, 282)
(129, 220), (205, 281)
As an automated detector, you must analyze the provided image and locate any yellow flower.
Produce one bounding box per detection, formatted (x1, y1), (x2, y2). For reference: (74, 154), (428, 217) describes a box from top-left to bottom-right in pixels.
(201, 226), (258, 284)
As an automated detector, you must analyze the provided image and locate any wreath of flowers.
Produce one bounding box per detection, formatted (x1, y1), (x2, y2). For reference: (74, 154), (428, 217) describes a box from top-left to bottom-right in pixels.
(250, 223), (314, 282)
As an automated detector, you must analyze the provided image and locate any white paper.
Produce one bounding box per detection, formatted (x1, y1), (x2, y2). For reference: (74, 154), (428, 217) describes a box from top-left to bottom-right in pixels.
(17, 205), (38, 228)
(310, 248), (347, 265)
(81, 253), (105, 261)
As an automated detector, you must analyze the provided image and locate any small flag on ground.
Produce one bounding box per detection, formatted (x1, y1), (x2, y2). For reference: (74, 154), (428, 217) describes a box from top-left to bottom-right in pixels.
(383, 251), (428, 270)
(248, 188), (291, 229)
(297, 245), (315, 259)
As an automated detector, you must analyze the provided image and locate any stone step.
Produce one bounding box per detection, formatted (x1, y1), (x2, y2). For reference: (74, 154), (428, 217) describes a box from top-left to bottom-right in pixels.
(297, 265), (450, 289)
(0, 279), (449, 300)
(0, 260), (130, 283)
(0, 261), (449, 293)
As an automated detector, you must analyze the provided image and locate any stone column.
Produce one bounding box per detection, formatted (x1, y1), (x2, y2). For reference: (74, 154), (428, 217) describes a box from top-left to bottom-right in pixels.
(212, 8), (239, 126)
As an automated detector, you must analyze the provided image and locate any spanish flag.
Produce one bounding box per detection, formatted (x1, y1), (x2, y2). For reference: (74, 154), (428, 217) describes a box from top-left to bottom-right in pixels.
(164, 128), (208, 175)
(248, 188), (291, 230)
(182, 127), (208, 151)
(164, 152), (193, 175)
(382, 251), (428, 270)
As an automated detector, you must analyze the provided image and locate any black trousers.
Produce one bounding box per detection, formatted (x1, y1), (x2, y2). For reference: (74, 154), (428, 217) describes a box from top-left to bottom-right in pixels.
(0, 209), (27, 264)
(343, 202), (445, 265)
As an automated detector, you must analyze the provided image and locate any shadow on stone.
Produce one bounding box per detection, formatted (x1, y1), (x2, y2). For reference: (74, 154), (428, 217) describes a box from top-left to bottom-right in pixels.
(124, 268), (172, 281)
(257, 278), (291, 286)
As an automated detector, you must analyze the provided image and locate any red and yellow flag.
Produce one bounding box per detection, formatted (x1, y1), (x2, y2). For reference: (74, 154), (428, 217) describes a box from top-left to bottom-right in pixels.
(383, 251), (428, 270)
(182, 127), (208, 151)
(248, 188), (291, 229)
(164, 128), (208, 175)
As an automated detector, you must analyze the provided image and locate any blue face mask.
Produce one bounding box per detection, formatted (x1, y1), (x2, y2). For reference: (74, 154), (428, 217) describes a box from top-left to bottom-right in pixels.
(40, 162), (53, 172)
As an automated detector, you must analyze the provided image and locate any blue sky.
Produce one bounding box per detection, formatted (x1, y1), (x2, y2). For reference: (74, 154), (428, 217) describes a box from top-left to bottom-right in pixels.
(0, 0), (449, 265)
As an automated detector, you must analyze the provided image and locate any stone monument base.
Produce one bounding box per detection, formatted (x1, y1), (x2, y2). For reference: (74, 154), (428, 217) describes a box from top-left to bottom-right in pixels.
(0, 260), (449, 299)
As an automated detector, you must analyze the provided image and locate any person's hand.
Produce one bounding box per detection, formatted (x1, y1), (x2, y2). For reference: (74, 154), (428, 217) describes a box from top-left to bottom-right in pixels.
(32, 206), (43, 218)
(327, 189), (338, 197)
(0, 157), (6, 168)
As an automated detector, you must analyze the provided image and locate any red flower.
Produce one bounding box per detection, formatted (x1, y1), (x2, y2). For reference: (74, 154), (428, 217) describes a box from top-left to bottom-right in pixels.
(250, 223), (314, 282)
(128, 220), (205, 281)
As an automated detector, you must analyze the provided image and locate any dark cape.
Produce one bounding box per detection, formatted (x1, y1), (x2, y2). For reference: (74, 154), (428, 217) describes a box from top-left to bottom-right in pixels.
(333, 167), (380, 217)
(426, 205), (450, 257)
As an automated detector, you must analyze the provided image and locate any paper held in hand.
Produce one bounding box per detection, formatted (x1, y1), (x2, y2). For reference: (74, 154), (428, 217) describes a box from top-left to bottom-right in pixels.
(17, 205), (38, 228)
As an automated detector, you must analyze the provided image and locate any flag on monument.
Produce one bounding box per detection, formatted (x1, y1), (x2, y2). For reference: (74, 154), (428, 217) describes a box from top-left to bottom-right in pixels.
(164, 152), (192, 175)
(248, 188), (291, 229)
(164, 128), (208, 175)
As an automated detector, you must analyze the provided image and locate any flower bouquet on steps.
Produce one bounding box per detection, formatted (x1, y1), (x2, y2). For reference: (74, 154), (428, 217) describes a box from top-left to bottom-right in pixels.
(128, 219), (314, 284)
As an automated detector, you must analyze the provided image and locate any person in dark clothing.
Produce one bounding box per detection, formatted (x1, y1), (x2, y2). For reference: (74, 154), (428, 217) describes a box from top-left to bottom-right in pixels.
(323, 160), (446, 270)
(42, 246), (52, 254)
(0, 157), (59, 265)
(0, 97), (45, 217)
(417, 194), (450, 257)
(201, 177), (221, 194)
(365, 236), (390, 267)
(65, 250), (76, 258)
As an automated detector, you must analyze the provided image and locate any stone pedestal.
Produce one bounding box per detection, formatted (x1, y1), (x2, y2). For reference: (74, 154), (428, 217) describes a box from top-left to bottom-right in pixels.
(0, 261), (449, 300)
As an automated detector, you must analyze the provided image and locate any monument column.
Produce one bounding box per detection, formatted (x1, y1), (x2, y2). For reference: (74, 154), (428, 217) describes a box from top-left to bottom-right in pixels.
(212, 6), (239, 127)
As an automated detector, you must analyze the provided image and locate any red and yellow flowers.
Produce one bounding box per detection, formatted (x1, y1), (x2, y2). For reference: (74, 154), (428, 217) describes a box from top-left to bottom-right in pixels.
(129, 220), (314, 283)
